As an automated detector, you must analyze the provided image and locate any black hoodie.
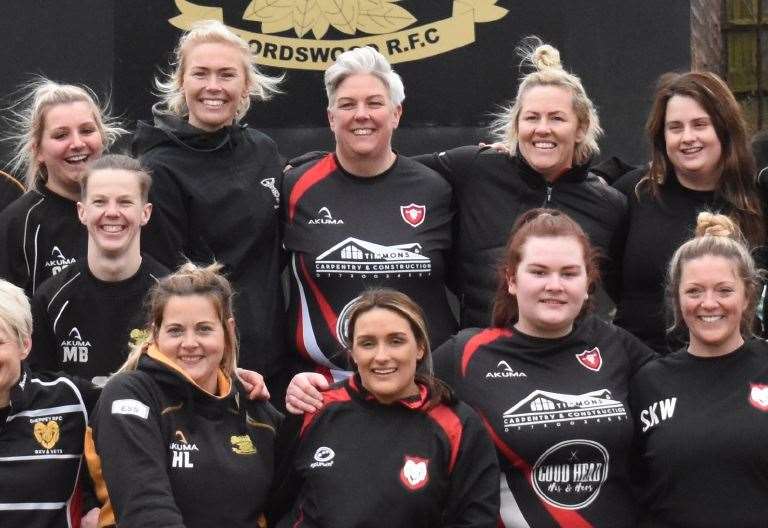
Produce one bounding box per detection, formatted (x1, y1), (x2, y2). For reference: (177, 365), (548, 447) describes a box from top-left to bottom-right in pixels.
(87, 350), (282, 528)
(132, 111), (286, 375)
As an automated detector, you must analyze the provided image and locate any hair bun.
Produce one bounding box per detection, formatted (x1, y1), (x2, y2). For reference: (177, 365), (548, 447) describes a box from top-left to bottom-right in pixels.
(694, 211), (741, 239)
(532, 44), (562, 71)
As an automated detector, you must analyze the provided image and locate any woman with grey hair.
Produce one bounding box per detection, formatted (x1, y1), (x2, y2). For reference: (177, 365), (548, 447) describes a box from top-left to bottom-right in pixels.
(132, 20), (289, 392)
(282, 46), (456, 382)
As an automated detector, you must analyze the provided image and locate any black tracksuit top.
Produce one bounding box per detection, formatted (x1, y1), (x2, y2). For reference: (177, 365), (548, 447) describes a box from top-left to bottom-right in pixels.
(434, 315), (655, 528)
(0, 365), (97, 528)
(0, 187), (86, 297)
(282, 153), (456, 380)
(272, 375), (499, 527)
(415, 146), (627, 328)
(132, 112), (287, 375)
(30, 256), (168, 384)
(630, 338), (768, 528)
(89, 350), (282, 528)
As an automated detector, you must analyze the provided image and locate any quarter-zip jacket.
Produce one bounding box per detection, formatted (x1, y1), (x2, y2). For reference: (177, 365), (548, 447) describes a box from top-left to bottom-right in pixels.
(415, 146), (627, 328)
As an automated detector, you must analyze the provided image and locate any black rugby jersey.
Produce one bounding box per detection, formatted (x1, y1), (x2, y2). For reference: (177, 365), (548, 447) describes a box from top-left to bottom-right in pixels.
(0, 366), (96, 528)
(30, 256), (167, 384)
(283, 153), (456, 380)
(434, 315), (654, 528)
(0, 188), (86, 297)
(630, 338), (768, 527)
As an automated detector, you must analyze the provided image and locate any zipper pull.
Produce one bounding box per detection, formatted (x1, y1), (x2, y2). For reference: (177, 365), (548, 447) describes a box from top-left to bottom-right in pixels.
(545, 186), (553, 205)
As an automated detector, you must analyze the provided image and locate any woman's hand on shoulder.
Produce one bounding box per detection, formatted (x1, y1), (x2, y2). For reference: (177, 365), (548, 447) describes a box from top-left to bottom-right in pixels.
(80, 507), (100, 528)
(236, 368), (270, 400)
(479, 141), (510, 154)
(285, 372), (328, 415)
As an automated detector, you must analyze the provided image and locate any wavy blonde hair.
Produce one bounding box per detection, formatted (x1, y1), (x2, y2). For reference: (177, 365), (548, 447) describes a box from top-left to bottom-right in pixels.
(155, 19), (282, 121)
(491, 37), (603, 165)
(4, 78), (124, 191)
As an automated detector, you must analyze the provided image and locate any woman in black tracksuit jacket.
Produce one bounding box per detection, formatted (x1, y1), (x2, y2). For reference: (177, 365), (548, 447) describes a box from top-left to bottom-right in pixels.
(271, 288), (499, 527)
(613, 71), (766, 353)
(88, 263), (281, 528)
(133, 20), (287, 387)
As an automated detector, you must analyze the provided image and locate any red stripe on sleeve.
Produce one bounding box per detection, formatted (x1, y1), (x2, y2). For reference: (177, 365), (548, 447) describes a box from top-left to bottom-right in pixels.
(461, 328), (513, 377)
(478, 414), (593, 528)
(426, 405), (464, 473)
(299, 385), (352, 437)
(288, 154), (337, 223)
(299, 254), (339, 340)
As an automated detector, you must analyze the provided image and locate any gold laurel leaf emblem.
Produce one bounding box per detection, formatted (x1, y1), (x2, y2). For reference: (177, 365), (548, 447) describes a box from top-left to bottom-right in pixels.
(231, 434), (257, 455)
(357, 0), (416, 35)
(244, 0), (416, 38)
(33, 421), (60, 450)
(129, 328), (150, 347)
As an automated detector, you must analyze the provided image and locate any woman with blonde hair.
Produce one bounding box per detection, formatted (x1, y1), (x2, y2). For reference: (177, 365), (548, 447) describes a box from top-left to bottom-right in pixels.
(0, 79), (122, 295)
(87, 262), (281, 528)
(0, 278), (100, 528)
(631, 212), (768, 527)
(613, 71), (765, 353)
(133, 19), (288, 387)
(413, 37), (626, 327)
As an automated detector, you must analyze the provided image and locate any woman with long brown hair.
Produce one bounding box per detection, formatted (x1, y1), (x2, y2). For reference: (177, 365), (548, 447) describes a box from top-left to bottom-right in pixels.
(613, 71), (765, 353)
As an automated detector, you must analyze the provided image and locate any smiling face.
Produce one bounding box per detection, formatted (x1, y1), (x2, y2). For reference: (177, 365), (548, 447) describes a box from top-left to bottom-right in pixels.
(679, 255), (747, 357)
(155, 294), (233, 393)
(328, 73), (402, 167)
(36, 101), (104, 199)
(349, 307), (423, 404)
(664, 95), (723, 190)
(517, 85), (585, 181)
(0, 322), (29, 407)
(508, 235), (589, 338)
(182, 41), (249, 132)
(77, 169), (151, 258)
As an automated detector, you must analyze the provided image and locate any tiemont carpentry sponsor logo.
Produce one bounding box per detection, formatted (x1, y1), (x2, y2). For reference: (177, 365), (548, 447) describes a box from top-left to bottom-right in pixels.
(639, 397), (677, 433)
(502, 389), (626, 432)
(315, 237), (431, 277)
(170, 430), (199, 468)
(486, 360), (527, 379)
(400, 455), (430, 491)
(45, 246), (76, 275)
(309, 206), (345, 225)
(60, 327), (91, 363)
(31, 415), (63, 453)
(311, 446), (335, 468)
(531, 439), (609, 510)
(169, 0), (507, 70)
(261, 177), (280, 209)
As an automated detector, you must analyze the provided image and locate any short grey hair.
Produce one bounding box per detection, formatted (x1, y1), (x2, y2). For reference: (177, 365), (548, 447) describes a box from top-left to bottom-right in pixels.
(324, 46), (405, 108)
(0, 279), (32, 347)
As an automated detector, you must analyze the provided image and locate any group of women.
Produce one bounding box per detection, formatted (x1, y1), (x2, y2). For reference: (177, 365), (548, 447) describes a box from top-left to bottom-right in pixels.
(0, 15), (766, 528)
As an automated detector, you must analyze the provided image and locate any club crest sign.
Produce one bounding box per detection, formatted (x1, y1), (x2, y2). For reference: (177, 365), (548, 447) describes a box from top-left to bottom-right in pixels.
(170, 0), (508, 70)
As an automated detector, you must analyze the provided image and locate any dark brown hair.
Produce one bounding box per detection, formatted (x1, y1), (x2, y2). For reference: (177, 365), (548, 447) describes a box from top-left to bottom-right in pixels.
(491, 208), (600, 328)
(342, 288), (454, 409)
(641, 71), (765, 248)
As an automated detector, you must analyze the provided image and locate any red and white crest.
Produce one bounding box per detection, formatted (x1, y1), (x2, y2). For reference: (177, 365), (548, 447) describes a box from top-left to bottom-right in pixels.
(749, 383), (768, 411)
(399, 455), (429, 491)
(576, 347), (602, 372)
(400, 204), (426, 227)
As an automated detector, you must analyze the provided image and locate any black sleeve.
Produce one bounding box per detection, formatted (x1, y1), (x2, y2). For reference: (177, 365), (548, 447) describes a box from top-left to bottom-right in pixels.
(29, 292), (58, 372)
(92, 373), (186, 528)
(286, 151), (328, 169)
(412, 145), (482, 188)
(266, 413), (304, 525)
(603, 192), (628, 302)
(433, 336), (460, 390)
(624, 331), (658, 379)
(140, 161), (189, 270)
(0, 206), (26, 288)
(442, 407), (500, 528)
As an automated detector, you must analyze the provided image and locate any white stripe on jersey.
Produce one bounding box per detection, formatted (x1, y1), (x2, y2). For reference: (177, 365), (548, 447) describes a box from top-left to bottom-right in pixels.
(291, 254), (343, 371)
(0, 501), (66, 510)
(500, 472), (532, 528)
(22, 195), (44, 281)
(48, 272), (81, 310)
(0, 455), (80, 462)
(7, 403), (84, 421)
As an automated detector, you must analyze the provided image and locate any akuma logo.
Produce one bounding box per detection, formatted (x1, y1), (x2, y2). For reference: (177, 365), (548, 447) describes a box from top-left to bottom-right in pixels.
(309, 206), (344, 225)
(169, 0), (508, 70)
(486, 360), (527, 379)
(60, 327), (91, 363)
(44, 245), (76, 275)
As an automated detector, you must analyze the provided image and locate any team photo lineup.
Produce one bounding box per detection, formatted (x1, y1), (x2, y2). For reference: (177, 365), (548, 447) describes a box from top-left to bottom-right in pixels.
(1, 12), (767, 528)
